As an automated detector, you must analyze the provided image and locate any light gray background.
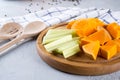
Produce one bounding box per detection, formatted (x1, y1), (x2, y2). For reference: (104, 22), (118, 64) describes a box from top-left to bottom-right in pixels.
(0, 0), (120, 80)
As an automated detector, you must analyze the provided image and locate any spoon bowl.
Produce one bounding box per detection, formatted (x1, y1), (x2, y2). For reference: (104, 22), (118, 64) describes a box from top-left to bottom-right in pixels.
(0, 22), (23, 40)
(23, 21), (47, 37)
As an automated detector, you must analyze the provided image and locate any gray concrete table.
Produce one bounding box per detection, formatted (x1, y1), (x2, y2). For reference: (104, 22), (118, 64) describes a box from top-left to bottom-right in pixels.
(0, 0), (120, 80)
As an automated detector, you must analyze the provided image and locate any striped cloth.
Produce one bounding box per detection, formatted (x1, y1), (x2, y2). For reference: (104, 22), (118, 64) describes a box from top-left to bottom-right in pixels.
(0, 7), (120, 28)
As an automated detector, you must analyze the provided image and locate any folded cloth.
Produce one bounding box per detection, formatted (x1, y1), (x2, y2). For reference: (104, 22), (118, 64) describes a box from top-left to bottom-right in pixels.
(0, 7), (120, 28)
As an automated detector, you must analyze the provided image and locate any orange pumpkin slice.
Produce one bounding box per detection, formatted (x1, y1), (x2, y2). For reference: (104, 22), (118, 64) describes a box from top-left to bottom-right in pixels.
(66, 20), (77, 29)
(81, 30), (111, 45)
(71, 19), (90, 37)
(71, 18), (105, 38)
(114, 39), (120, 52)
(100, 40), (117, 60)
(110, 39), (120, 53)
(97, 26), (112, 40)
(106, 22), (120, 39)
(82, 41), (100, 60)
(81, 37), (93, 45)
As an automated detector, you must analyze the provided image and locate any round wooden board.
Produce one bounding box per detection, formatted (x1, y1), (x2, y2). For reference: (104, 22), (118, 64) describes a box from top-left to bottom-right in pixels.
(36, 22), (120, 76)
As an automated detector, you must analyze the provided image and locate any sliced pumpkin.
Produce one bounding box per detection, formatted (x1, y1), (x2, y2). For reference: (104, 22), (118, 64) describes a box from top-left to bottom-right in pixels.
(100, 40), (117, 60)
(106, 22), (120, 39)
(82, 40), (100, 60)
(82, 30), (111, 45)
(112, 39), (120, 53)
(71, 19), (90, 37)
(97, 26), (112, 40)
(71, 18), (105, 38)
(87, 18), (105, 29)
(81, 37), (93, 45)
(66, 20), (77, 29)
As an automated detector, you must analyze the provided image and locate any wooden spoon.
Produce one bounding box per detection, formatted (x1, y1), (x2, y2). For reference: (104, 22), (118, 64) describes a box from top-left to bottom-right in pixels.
(0, 22), (23, 40)
(0, 21), (47, 54)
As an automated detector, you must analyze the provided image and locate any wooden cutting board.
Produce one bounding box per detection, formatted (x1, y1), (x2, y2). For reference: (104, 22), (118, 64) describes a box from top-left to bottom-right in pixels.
(36, 22), (120, 76)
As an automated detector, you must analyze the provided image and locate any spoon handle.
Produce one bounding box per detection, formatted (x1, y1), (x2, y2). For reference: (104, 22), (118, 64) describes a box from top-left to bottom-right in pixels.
(0, 35), (26, 54)
(0, 38), (33, 56)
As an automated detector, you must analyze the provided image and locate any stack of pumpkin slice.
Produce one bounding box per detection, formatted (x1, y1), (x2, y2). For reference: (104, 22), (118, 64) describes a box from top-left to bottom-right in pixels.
(66, 18), (120, 60)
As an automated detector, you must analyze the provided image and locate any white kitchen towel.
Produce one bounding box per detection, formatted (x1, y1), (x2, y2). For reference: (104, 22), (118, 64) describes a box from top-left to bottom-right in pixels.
(0, 7), (119, 28)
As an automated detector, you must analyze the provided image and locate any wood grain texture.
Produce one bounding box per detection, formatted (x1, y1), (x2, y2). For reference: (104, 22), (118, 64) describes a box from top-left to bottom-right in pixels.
(36, 22), (120, 76)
